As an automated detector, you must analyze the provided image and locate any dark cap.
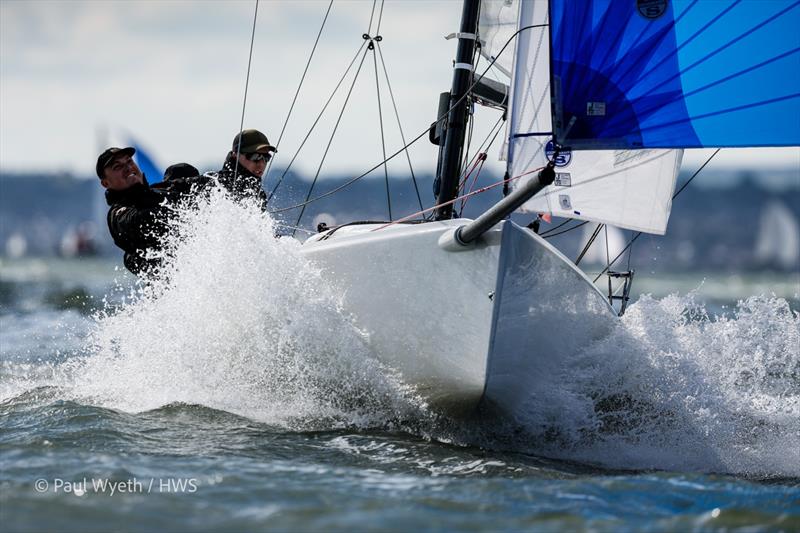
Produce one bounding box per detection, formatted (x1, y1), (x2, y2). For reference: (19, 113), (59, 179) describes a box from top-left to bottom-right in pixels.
(163, 162), (200, 182)
(232, 129), (276, 154)
(96, 147), (135, 179)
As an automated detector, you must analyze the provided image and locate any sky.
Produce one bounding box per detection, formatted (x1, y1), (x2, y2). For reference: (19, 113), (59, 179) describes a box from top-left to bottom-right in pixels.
(1, 0), (798, 182)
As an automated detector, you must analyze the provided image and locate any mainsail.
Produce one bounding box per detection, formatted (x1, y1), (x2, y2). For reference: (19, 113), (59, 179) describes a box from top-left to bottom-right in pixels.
(549, 0), (800, 149)
(497, 0), (683, 234)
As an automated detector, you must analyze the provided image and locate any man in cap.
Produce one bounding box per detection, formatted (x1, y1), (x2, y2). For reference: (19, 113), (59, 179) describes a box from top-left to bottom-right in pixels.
(97, 146), (176, 275)
(212, 128), (276, 209)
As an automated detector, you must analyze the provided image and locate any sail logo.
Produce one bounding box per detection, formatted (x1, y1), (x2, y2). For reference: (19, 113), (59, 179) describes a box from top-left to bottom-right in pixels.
(545, 141), (572, 167)
(586, 102), (606, 116)
(637, 0), (668, 19)
(554, 173), (572, 187)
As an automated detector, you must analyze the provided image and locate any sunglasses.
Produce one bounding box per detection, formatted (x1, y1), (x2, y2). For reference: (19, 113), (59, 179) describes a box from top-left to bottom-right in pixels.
(243, 152), (271, 162)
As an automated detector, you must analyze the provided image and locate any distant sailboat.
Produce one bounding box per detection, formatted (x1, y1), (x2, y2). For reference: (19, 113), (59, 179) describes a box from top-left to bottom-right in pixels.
(577, 224), (627, 266)
(5, 233), (28, 259)
(755, 200), (800, 270)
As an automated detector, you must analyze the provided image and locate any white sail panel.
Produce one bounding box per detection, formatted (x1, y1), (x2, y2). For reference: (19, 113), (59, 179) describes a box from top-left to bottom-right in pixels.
(506, 0), (683, 235)
(517, 148), (683, 235)
(478, 0), (520, 78)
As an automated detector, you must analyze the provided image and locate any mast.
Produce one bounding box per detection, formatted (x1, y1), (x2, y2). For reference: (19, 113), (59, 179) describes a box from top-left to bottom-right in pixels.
(434, 0), (482, 220)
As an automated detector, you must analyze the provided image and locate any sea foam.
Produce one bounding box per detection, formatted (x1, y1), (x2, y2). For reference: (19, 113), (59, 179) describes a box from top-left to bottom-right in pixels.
(497, 292), (800, 477)
(8, 186), (798, 477)
(73, 187), (427, 428)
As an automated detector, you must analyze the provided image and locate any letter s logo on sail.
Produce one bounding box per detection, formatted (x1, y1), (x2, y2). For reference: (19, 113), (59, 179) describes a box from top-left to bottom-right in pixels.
(546, 141), (572, 168)
(637, 0), (668, 20)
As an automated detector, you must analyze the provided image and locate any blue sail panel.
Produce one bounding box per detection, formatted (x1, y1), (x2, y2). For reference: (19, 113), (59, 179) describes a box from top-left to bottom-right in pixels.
(549, 0), (800, 149)
(128, 138), (164, 185)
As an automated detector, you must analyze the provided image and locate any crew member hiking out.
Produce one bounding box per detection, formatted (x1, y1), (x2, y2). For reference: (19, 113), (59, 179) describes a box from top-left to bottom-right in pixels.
(97, 146), (177, 276)
(211, 129), (275, 209)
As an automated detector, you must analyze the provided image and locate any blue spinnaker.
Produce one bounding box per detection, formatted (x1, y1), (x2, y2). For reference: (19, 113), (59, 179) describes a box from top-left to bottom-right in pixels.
(548, 0), (800, 149)
(129, 138), (163, 185)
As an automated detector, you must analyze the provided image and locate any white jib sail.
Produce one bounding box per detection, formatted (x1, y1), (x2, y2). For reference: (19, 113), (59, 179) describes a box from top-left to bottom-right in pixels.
(504, 0), (683, 235)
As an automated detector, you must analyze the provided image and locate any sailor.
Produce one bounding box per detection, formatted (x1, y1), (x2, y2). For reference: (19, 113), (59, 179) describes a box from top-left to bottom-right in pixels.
(210, 129), (276, 209)
(97, 147), (178, 276)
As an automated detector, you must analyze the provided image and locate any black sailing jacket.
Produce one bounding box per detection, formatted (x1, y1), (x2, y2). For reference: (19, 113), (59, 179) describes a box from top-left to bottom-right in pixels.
(105, 182), (172, 275)
(212, 154), (268, 210)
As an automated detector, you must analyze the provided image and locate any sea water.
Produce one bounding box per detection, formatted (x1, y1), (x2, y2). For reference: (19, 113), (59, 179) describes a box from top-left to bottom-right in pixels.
(1, 190), (798, 531)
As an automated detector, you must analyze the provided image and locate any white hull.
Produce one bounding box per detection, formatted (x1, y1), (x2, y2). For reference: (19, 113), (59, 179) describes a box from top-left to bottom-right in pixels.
(301, 219), (615, 418)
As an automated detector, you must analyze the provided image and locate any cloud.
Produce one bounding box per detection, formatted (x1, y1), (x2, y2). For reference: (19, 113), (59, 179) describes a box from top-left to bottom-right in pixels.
(1, 0), (795, 177)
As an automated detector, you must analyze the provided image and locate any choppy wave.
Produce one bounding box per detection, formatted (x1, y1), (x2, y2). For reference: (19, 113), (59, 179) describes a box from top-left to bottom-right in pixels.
(2, 187), (798, 477)
(485, 292), (800, 477)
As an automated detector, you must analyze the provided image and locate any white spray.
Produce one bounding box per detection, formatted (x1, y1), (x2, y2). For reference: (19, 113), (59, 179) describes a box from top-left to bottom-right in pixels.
(74, 188), (427, 428)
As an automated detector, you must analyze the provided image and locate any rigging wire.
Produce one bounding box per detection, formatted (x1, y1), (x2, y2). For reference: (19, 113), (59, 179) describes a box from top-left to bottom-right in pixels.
(458, 155), (487, 216)
(375, 0), (386, 36)
(592, 148), (722, 282)
(267, 40), (368, 204)
(464, 114), (505, 190)
(293, 46), (372, 234)
(366, 0), (378, 35)
(268, 126), (431, 215)
(375, 42), (424, 214)
(604, 225), (613, 303)
(371, 43), (392, 220)
(265, 0), (334, 183)
(370, 169), (541, 232)
(575, 223), (603, 265)
(626, 229), (634, 271)
(543, 220), (589, 239)
(233, 0), (260, 179)
(459, 115), (506, 215)
(538, 218), (573, 236)
(268, 23), (549, 217)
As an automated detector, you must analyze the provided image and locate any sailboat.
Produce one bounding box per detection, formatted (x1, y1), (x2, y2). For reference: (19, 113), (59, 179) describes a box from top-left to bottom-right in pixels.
(755, 200), (800, 270)
(274, 0), (799, 418)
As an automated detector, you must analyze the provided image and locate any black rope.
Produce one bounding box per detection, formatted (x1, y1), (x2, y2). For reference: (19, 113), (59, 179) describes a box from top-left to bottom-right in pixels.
(672, 149), (721, 199)
(543, 220), (588, 239)
(233, 0), (260, 179)
(462, 106), (476, 184)
(269, 23), (548, 217)
(371, 45), (392, 220)
(575, 223), (603, 265)
(375, 42), (424, 214)
(539, 218), (573, 236)
(592, 148), (721, 282)
(265, 0), (333, 183)
(626, 229), (634, 271)
(293, 46), (371, 234)
(267, 40), (368, 204)
(605, 226), (613, 303)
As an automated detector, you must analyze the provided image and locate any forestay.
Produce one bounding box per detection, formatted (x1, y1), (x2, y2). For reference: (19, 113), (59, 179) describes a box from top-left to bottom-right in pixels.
(501, 0), (683, 234)
(549, 0), (800, 149)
